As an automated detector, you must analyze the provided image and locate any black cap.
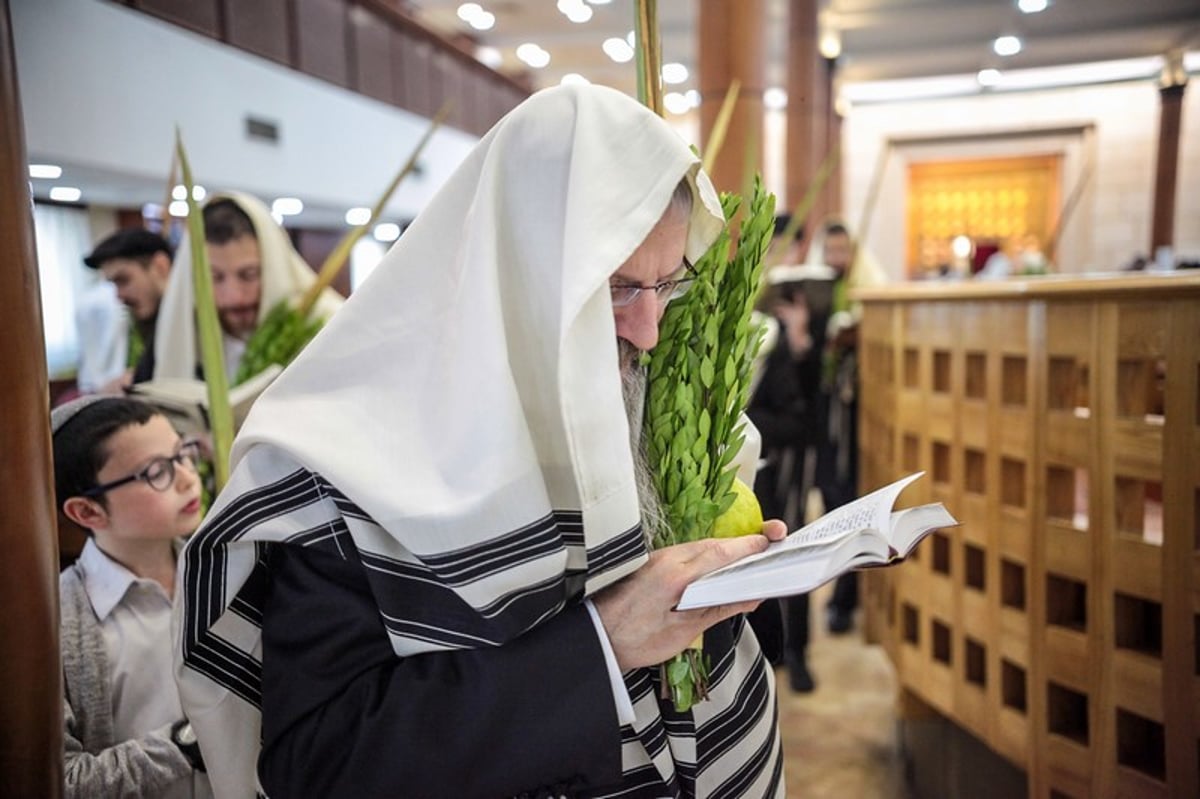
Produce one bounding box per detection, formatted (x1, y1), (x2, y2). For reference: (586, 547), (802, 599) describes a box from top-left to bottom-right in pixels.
(83, 228), (173, 270)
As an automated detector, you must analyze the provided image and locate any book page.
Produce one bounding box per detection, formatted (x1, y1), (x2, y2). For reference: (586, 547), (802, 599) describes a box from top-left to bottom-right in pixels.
(889, 503), (959, 555)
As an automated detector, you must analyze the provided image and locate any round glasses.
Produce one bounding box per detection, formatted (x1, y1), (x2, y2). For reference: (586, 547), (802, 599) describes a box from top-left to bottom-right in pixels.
(83, 440), (202, 497)
(610, 260), (696, 308)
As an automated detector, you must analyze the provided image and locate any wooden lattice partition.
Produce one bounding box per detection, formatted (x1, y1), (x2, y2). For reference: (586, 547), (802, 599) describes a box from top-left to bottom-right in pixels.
(857, 274), (1200, 798)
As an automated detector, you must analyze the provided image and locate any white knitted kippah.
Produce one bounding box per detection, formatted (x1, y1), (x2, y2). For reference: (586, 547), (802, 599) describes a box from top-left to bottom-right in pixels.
(50, 395), (119, 436)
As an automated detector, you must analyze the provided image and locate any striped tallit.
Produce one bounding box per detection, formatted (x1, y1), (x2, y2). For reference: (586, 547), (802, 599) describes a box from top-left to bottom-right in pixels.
(174, 84), (783, 798)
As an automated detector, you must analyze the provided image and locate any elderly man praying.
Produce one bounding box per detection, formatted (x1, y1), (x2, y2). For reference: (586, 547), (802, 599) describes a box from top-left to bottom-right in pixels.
(175, 84), (787, 799)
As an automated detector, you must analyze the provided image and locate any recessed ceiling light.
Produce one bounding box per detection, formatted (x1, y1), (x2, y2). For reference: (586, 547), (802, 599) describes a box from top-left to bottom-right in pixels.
(469, 10), (495, 30)
(169, 200), (189, 217)
(172, 184), (187, 200)
(663, 92), (691, 115)
(345, 207), (372, 226)
(685, 89), (701, 108)
(272, 197), (304, 216)
(29, 164), (62, 179)
(1017, 0), (1048, 13)
(476, 45), (502, 68)
(192, 185), (207, 202)
(457, 3), (482, 22)
(374, 222), (401, 242)
(819, 30), (842, 60)
(586, 0), (612, 5)
(763, 87), (788, 110)
(516, 43), (550, 69)
(560, 73), (590, 86)
(994, 35), (1022, 57)
(662, 62), (688, 84)
(49, 186), (82, 202)
(557, 0), (592, 23)
(603, 38), (633, 63)
(977, 68), (1002, 87)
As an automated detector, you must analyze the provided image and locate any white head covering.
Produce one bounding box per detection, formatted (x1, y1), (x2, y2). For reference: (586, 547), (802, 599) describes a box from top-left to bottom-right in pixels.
(175, 84), (727, 795)
(153, 191), (344, 379)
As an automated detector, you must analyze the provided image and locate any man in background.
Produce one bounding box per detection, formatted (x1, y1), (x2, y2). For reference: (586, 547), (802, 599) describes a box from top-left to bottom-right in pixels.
(152, 193), (342, 382)
(82, 228), (173, 388)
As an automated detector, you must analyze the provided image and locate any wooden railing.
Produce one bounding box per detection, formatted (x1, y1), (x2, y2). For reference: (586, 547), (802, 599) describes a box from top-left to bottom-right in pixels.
(119, 0), (528, 136)
(857, 273), (1200, 798)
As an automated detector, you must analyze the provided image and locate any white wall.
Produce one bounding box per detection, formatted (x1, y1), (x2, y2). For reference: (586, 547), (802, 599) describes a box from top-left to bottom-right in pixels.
(12, 0), (479, 222)
(842, 80), (1200, 279)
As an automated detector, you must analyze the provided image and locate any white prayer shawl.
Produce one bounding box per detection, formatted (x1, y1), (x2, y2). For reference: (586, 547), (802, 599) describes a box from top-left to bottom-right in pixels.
(175, 85), (782, 798)
(152, 191), (343, 380)
(803, 216), (887, 318)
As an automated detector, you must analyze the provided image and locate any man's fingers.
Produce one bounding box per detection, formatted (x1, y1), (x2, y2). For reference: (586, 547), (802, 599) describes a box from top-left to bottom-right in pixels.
(677, 535), (768, 580)
(762, 519), (787, 541)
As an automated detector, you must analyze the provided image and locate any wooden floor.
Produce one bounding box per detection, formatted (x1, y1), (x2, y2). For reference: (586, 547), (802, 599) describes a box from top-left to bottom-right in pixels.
(775, 584), (910, 799)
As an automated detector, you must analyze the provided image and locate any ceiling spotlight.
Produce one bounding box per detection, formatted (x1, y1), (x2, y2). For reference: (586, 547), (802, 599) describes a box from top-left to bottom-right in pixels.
(685, 89), (701, 108)
(558, 0), (592, 23)
(763, 87), (788, 110)
(977, 68), (1002, 87)
(29, 164), (62, 179)
(272, 197), (304, 216)
(602, 37), (633, 63)
(469, 10), (495, 30)
(1017, 0), (1048, 12)
(475, 45), (502, 68)
(626, 30), (635, 48)
(457, 3), (482, 22)
(516, 43), (551, 69)
(586, 0), (612, 4)
(169, 200), (189, 217)
(345, 207), (372, 226)
(172, 184), (188, 200)
(662, 62), (688, 84)
(49, 186), (82, 202)
(819, 30), (842, 60)
(374, 222), (401, 242)
(192, 185), (206, 202)
(560, 73), (590, 86)
(993, 35), (1022, 57)
(663, 92), (691, 115)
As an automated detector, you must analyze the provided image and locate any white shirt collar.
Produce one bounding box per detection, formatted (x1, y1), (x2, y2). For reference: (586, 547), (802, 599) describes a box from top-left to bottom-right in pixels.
(78, 538), (176, 621)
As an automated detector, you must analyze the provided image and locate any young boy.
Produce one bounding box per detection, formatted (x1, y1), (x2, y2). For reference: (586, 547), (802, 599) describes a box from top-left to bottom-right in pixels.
(52, 395), (211, 798)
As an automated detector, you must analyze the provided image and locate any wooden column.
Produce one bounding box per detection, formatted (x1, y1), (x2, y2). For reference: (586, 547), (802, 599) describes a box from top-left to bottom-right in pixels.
(698, 0), (765, 195)
(0, 0), (63, 794)
(822, 57), (842, 221)
(1150, 79), (1185, 257)
(784, 0), (821, 219)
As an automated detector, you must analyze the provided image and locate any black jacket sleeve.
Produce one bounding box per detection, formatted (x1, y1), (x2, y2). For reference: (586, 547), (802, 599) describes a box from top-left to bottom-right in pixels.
(258, 543), (624, 799)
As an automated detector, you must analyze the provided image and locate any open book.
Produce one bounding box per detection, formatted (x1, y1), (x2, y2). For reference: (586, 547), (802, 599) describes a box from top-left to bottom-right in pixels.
(125, 364), (282, 438)
(677, 472), (957, 610)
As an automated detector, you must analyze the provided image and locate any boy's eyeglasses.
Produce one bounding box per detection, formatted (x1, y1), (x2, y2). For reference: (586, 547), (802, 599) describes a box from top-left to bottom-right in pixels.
(82, 440), (202, 497)
(610, 259), (696, 308)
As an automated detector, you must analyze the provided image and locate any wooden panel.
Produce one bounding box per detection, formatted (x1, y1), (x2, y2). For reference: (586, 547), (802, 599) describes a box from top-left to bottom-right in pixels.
(224, 0), (291, 65)
(295, 0), (348, 87)
(135, 0), (219, 36)
(350, 5), (392, 103)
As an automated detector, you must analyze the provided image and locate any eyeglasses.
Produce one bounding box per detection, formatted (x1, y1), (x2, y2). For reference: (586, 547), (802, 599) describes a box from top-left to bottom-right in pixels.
(82, 440), (202, 497)
(610, 260), (696, 308)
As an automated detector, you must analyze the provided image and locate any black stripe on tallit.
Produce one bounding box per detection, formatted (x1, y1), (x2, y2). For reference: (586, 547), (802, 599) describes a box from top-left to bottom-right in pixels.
(586, 523), (646, 574)
(358, 514), (566, 586)
(703, 700), (782, 799)
(590, 764), (681, 798)
(181, 470), (329, 705)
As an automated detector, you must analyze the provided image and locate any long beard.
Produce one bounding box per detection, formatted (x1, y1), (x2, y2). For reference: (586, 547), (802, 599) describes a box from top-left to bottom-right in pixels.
(620, 340), (669, 547)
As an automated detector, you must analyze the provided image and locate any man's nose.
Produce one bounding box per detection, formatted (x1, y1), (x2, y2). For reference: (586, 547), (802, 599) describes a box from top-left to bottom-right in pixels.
(614, 291), (662, 353)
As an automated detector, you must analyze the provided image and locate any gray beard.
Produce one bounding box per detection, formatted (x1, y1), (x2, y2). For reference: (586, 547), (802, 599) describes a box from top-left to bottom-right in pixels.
(620, 340), (670, 547)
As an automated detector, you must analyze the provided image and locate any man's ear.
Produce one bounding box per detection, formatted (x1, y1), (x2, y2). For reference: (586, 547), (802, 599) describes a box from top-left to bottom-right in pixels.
(62, 496), (107, 532)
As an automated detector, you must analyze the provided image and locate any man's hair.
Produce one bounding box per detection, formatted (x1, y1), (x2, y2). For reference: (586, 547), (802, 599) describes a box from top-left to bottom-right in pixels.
(83, 229), (173, 270)
(773, 213), (804, 243)
(667, 178), (693, 219)
(203, 199), (257, 245)
(53, 398), (159, 516)
(824, 221), (850, 239)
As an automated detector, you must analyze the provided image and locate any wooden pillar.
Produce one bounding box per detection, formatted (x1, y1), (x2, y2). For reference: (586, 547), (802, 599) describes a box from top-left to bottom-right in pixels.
(823, 58), (842, 221)
(1150, 63), (1186, 257)
(698, 0), (765, 195)
(784, 0), (821, 220)
(0, 0), (63, 794)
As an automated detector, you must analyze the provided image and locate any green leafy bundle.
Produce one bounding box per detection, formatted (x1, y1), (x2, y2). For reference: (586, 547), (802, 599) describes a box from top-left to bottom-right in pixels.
(233, 301), (323, 386)
(644, 175), (776, 711)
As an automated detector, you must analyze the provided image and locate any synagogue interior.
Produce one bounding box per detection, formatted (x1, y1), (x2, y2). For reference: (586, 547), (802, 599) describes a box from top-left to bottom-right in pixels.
(3, 0), (1199, 797)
